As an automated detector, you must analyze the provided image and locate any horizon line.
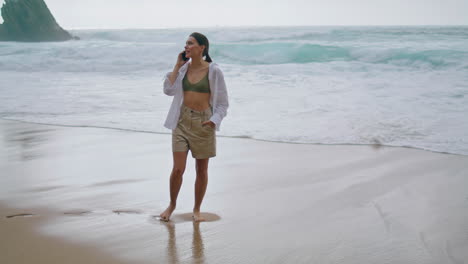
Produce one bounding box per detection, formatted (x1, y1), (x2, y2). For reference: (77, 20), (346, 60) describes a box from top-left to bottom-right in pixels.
(65, 24), (468, 30)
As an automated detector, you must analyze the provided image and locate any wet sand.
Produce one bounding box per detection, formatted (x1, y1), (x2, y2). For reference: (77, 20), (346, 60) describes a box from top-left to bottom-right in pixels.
(1, 119), (467, 264)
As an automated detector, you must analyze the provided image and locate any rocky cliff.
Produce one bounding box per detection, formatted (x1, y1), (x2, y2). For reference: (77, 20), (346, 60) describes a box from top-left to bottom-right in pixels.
(0, 0), (78, 42)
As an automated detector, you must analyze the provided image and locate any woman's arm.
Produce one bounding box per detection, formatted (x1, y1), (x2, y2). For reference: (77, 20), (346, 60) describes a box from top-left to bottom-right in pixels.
(163, 52), (187, 96)
(167, 65), (180, 85)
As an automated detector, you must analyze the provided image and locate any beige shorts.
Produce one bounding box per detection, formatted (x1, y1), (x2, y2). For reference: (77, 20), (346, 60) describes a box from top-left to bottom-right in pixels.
(172, 104), (216, 159)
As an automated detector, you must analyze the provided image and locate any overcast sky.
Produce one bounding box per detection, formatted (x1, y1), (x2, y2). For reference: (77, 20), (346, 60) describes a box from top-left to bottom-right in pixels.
(1, 0), (468, 28)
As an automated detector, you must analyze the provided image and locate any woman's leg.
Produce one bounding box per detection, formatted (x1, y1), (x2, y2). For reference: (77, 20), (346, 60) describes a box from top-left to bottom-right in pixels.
(160, 151), (189, 221)
(193, 158), (209, 221)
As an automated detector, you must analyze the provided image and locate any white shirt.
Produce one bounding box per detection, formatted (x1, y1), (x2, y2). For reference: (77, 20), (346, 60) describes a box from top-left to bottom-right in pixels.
(163, 61), (229, 131)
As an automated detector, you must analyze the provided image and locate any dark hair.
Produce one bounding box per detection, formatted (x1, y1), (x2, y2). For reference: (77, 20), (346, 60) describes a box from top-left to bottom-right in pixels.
(189, 32), (212, 62)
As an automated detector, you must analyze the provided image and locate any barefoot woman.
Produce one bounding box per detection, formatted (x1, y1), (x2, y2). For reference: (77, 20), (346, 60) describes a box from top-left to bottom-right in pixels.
(160, 32), (229, 222)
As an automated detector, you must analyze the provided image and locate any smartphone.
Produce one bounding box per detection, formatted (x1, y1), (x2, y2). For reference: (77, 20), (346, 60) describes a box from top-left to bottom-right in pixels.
(181, 51), (188, 61)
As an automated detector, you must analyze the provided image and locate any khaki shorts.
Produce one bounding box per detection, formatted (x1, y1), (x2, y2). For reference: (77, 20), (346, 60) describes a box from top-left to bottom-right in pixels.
(172, 104), (216, 159)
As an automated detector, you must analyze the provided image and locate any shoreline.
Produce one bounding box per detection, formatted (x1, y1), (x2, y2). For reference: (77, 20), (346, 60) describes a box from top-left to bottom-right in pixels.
(1, 117), (464, 157)
(1, 118), (467, 264)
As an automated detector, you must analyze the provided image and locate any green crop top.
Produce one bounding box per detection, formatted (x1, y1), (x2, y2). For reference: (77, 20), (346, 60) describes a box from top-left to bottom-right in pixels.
(183, 72), (211, 93)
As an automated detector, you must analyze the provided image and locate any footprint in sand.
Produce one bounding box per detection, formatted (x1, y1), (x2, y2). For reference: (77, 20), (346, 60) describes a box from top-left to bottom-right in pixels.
(63, 210), (92, 216)
(6, 213), (36, 218)
(112, 209), (142, 215)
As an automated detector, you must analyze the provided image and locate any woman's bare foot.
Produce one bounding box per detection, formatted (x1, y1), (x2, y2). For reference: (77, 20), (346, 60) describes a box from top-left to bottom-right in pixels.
(192, 211), (205, 222)
(159, 204), (176, 222)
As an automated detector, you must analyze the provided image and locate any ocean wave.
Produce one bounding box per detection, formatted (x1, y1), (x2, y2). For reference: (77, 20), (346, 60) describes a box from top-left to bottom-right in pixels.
(1, 41), (466, 72)
(212, 42), (468, 68)
(212, 43), (350, 64)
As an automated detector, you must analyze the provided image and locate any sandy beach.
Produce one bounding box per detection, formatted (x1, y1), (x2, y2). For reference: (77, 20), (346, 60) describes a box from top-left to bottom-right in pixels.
(1, 118), (467, 264)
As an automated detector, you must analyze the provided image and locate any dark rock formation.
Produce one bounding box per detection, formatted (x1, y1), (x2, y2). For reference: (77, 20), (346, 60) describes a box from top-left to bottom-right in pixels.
(0, 0), (78, 42)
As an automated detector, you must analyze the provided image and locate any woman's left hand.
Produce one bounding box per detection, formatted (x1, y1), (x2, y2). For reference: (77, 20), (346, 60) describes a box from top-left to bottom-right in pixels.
(202, 121), (215, 129)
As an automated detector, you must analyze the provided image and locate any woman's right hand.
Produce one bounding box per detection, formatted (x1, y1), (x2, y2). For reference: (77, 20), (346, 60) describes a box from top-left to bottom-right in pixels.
(175, 51), (188, 69)
(168, 51), (188, 85)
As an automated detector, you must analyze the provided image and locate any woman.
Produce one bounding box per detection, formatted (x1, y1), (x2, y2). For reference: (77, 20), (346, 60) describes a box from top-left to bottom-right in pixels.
(159, 32), (229, 222)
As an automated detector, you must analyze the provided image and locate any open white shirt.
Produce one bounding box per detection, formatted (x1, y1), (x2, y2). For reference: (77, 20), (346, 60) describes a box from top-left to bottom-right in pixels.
(163, 61), (229, 131)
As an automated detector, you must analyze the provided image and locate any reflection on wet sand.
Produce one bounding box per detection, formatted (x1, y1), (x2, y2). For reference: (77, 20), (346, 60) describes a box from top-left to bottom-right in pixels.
(192, 221), (205, 264)
(162, 221), (205, 264)
(163, 221), (179, 264)
(1, 121), (52, 161)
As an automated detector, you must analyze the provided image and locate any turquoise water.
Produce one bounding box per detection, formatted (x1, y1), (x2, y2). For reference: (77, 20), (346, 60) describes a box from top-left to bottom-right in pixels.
(1, 26), (467, 154)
